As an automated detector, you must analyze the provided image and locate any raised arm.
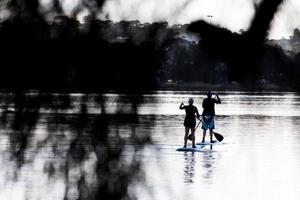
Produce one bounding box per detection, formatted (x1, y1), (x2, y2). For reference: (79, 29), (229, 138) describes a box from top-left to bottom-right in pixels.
(179, 102), (185, 110)
(215, 94), (221, 104)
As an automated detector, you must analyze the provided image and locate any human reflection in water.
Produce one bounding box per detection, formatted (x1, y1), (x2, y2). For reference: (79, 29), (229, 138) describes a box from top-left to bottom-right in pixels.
(200, 149), (216, 182)
(183, 152), (196, 183)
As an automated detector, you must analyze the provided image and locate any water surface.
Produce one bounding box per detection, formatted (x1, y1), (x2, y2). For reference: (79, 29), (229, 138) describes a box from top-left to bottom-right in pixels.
(0, 91), (300, 200)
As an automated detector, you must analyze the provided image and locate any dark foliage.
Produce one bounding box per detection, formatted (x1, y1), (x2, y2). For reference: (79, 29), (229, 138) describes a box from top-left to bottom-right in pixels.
(0, 0), (299, 199)
(0, 1), (155, 200)
(187, 0), (284, 84)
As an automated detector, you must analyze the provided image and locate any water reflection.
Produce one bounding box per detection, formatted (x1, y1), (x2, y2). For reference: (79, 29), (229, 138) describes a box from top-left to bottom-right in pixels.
(183, 146), (219, 185)
(183, 152), (196, 183)
(0, 91), (152, 200)
(1, 91), (300, 200)
(200, 150), (216, 183)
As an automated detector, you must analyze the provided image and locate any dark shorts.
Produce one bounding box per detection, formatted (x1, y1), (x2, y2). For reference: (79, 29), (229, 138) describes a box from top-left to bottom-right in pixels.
(184, 118), (196, 128)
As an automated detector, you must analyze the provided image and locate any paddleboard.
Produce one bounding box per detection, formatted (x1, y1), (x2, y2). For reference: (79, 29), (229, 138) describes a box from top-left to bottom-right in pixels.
(196, 141), (222, 145)
(176, 146), (204, 152)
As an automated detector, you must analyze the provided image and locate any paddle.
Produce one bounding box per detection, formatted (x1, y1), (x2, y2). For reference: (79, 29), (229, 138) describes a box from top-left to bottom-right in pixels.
(212, 131), (224, 142)
(199, 117), (224, 142)
(188, 118), (224, 142)
(187, 120), (201, 141)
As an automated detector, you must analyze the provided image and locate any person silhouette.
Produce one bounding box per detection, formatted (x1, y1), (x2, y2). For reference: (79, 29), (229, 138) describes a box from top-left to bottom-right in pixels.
(201, 91), (221, 143)
(179, 98), (200, 148)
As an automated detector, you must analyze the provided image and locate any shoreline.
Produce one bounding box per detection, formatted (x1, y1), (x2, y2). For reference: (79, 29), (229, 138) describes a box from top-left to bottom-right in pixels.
(159, 82), (299, 92)
(0, 82), (299, 94)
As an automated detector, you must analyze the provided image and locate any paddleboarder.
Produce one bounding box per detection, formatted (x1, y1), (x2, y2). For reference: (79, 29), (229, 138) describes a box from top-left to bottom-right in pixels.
(201, 91), (221, 143)
(179, 98), (200, 148)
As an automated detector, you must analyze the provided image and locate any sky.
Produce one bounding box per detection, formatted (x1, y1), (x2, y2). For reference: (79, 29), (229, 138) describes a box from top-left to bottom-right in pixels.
(97, 0), (300, 39)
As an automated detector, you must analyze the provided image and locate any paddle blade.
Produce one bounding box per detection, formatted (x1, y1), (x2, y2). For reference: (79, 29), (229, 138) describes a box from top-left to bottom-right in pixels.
(213, 132), (224, 142)
(187, 134), (193, 141)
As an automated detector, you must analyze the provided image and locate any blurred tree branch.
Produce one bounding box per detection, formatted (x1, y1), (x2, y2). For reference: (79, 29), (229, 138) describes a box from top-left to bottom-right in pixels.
(188, 0), (284, 83)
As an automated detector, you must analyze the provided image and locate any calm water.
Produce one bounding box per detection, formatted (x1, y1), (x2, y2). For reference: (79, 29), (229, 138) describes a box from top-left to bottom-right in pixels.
(1, 91), (300, 200)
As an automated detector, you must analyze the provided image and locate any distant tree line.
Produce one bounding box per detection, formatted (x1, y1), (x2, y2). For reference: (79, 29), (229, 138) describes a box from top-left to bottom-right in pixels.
(0, 16), (161, 91)
(0, 0), (300, 90)
(0, 1), (293, 200)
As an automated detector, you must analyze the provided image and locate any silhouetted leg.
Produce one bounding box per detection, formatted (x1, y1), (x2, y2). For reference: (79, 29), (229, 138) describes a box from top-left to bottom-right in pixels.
(184, 127), (189, 147)
(202, 129), (206, 143)
(209, 129), (214, 143)
(191, 127), (196, 148)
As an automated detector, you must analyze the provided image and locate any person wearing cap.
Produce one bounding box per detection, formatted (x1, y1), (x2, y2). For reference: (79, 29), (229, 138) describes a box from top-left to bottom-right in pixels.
(201, 91), (221, 143)
(179, 98), (200, 148)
